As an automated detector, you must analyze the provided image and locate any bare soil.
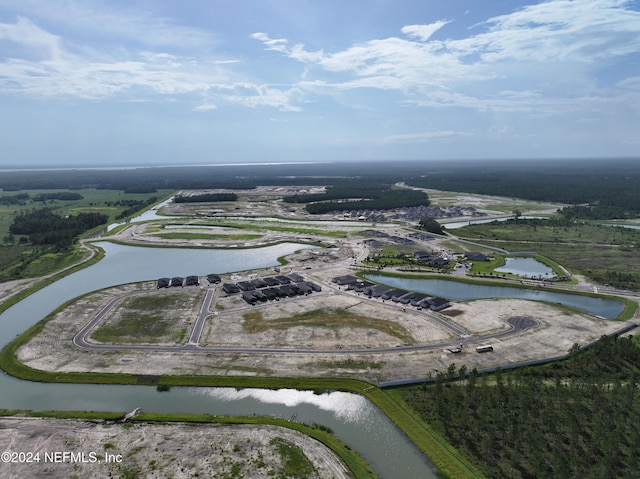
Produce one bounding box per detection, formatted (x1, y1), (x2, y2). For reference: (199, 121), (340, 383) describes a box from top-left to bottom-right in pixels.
(18, 275), (626, 383)
(0, 417), (350, 479)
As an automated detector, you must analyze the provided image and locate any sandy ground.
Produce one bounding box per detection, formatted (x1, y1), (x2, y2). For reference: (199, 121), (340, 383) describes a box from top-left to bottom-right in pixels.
(17, 274), (627, 383)
(0, 417), (350, 479)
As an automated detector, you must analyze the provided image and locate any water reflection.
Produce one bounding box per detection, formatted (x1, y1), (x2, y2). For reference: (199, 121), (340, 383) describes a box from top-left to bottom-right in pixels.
(193, 388), (370, 422)
(495, 257), (556, 278)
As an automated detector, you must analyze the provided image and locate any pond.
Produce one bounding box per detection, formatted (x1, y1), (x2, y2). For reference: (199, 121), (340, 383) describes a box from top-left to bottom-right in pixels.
(364, 274), (624, 319)
(495, 257), (556, 278)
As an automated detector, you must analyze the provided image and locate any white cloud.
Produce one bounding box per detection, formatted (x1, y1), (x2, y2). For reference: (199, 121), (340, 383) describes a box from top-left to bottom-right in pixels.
(249, 32), (288, 53)
(193, 103), (218, 111)
(0, 16), (303, 111)
(0, 0), (216, 49)
(220, 83), (302, 112)
(384, 129), (474, 144)
(401, 21), (449, 41)
(0, 16), (63, 60)
(251, 0), (640, 113)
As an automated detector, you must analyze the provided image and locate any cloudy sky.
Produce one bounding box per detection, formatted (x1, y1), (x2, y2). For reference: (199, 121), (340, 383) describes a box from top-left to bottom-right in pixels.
(1, 0), (639, 167)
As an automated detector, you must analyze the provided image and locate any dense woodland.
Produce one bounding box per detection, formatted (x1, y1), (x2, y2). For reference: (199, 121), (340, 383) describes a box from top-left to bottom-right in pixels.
(2, 158), (639, 215)
(9, 209), (108, 249)
(174, 193), (238, 203)
(282, 181), (430, 214)
(400, 335), (640, 479)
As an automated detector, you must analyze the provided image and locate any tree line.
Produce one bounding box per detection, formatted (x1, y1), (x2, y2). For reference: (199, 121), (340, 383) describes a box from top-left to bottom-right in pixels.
(2, 158), (639, 217)
(283, 180), (430, 214)
(400, 335), (640, 479)
(9, 208), (108, 249)
(174, 193), (238, 203)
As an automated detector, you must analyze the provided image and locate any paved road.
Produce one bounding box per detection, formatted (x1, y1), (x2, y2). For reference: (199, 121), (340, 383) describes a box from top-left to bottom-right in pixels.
(72, 281), (538, 356)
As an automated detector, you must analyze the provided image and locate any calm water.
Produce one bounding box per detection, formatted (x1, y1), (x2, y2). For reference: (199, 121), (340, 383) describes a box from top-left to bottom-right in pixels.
(0, 241), (435, 479)
(365, 275), (624, 319)
(495, 257), (556, 278)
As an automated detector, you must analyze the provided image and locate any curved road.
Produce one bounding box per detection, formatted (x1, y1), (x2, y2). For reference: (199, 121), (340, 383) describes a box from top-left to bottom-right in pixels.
(73, 282), (537, 356)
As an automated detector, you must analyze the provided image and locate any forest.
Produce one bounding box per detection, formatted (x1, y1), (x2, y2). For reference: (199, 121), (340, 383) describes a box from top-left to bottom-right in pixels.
(174, 193), (238, 203)
(399, 335), (640, 479)
(288, 182), (430, 214)
(1, 158), (638, 216)
(9, 209), (108, 249)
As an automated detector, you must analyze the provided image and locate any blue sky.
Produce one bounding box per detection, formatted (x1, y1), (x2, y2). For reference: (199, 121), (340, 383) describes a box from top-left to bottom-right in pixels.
(1, 0), (639, 166)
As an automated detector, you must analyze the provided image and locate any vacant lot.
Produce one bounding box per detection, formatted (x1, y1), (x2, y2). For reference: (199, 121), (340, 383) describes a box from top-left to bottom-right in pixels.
(90, 289), (206, 345)
(0, 417), (350, 479)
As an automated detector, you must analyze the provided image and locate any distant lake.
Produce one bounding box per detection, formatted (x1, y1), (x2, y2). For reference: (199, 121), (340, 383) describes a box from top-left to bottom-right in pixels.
(495, 257), (556, 278)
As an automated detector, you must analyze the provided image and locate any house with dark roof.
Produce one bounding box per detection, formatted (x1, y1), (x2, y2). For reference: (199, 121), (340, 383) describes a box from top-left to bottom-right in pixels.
(430, 257), (450, 267)
(391, 291), (414, 302)
(206, 274), (221, 284)
(287, 273), (304, 282)
(428, 297), (451, 311)
(294, 282), (313, 294)
(410, 293), (429, 306)
(332, 275), (359, 286)
(413, 251), (433, 262)
(263, 277), (280, 286)
(382, 289), (406, 300)
(368, 285), (392, 298)
(251, 278), (268, 288)
(364, 239), (385, 248)
(157, 277), (170, 289)
(222, 283), (240, 294)
(237, 281), (256, 291)
(279, 285), (296, 297)
(170, 277), (184, 287)
(185, 275), (199, 286)
(242, 292), (258, 305)
(465, 252), (489, 261)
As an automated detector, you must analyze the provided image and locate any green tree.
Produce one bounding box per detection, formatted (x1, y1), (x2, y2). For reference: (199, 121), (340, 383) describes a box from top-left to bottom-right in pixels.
(418, 217), (444, 235)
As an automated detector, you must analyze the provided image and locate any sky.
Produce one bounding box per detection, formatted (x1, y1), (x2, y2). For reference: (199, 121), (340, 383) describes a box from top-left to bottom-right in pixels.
(0, 0), (639, 167)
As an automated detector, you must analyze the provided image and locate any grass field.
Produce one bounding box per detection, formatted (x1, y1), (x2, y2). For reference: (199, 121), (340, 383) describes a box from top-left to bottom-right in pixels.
(242, 308), (415, 344)
(454, 220), (640, 288)
(91, 291), (202, 344)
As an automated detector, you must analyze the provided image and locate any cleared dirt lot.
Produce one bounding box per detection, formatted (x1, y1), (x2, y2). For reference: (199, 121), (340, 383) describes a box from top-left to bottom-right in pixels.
(0, 417), (350, 479)
(17, 273), (626, 383)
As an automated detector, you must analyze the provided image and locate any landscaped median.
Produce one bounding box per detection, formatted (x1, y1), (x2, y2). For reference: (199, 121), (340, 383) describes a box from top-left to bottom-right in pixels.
(0, 313), (486, 479)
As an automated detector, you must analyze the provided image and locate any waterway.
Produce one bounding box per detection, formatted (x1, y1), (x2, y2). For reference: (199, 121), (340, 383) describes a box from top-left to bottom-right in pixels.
(365, 275), (624, 319)
(0, 241), (435, 479)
